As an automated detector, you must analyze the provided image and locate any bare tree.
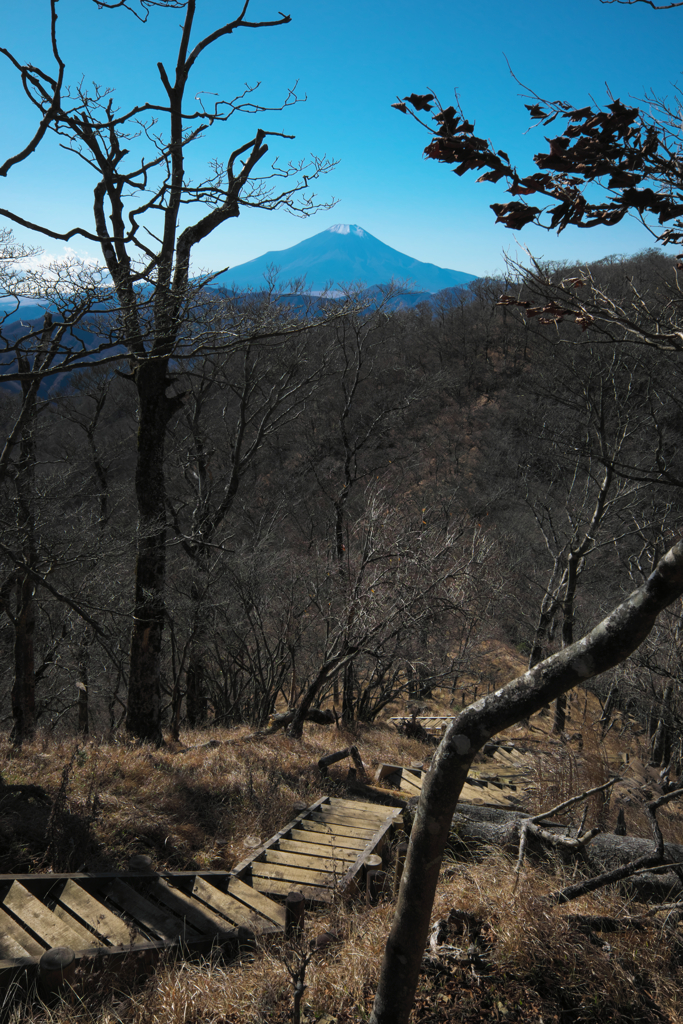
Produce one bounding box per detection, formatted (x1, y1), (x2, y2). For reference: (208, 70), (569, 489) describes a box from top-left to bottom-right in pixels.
(285, 488), (495, 739)
(165, 325), (330, 725)
(0, 0), (337, 742)
(293, 300), (438, 719)
(370, 538), (683, 1024)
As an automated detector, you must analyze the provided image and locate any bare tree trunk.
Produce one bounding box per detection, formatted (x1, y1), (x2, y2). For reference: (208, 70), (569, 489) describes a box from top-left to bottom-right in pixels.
(342, 661), (355, 725)
(77, 635), (90, 737)
(12, 574), (36, 744)
(528, 592), (561, 670)
(186, 583), (209, 727)
(599, 681), (619, 737)
(10, 360), (39, 745)
(126, 359), (182, 744)
(369, 539), (683, 1024)
(651, 681), (674, 767)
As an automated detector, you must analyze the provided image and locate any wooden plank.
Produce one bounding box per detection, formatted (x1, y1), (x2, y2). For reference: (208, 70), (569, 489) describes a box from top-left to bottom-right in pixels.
(327, 795), (390, 808)
(149, 880), (236, 939)
(51, 904), (112, 948)
(2, 882), (101, 951)
(319, 798), (385, 815)
(461, 783), (517, 807)
(0, 906), (44, 958)
(320, 810), (391, 827)
(398, 774), (422, 794)
(326, 798), (393, 819)
(492, 749), (520, 766)
(378, 763), (421, 779)
(310, 813), (378, 835)
(307, 818), (379, 838)
(0, 797), (404, 971)
(291, 822), (369, 846)
(102, 879), (201, 942)
(0, 930), (32, 961)
(0, 871), (289, 970)
(263, 850), (350, 874)
(325, 805), (394, 823)
(390, 764), (519, 809)
(312, 806), (380, 824)
(230, 796), (332, 879)
(225, 877), (287, 929)
(54, 879), (145, 947)
(339, 806), (400, 894)
(190, 877), (271, 930)
(251, 862), (334, 887)
(250, 876), (332, 903)
(278, 839), (358, 862)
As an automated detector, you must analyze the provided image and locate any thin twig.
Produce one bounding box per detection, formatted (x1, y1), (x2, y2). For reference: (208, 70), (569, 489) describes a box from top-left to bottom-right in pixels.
(531, 777), (619, 825)
(512, 779), (616, 889)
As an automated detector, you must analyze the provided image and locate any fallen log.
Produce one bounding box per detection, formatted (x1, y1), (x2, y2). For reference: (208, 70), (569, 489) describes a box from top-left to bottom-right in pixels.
(402, 800), (683, 903)
(318, 745), (365, 777)
(550, 787), (683, 904)
(262, 708), (336, 735)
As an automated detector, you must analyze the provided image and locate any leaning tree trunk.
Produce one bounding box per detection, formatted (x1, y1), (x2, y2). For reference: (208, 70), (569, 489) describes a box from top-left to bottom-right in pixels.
(369, 539), (683, 1024)
(126, 358), (181, 744)
(286, 647), (357, 739)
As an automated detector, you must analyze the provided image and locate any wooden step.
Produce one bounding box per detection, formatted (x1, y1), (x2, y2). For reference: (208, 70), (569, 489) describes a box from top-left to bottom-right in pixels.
(53, 879), (145, 947)
(2, 882), (99, 951)
(101, 878), (203, 942)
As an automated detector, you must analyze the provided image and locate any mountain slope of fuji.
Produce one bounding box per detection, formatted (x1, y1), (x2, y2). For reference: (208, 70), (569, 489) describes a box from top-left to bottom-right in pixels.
(210, 224), (477, 294)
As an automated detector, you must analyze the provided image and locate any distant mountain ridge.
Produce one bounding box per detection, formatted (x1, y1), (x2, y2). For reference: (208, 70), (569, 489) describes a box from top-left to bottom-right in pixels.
(209, 223), (477, 294)
(0, 225), (478, 395)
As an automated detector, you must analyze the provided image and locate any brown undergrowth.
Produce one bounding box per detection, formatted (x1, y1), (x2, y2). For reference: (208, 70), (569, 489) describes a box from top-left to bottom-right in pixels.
(0, 723), (430, 874)
(3, 691), (683, 1023)
(6, 854), (683, 1024)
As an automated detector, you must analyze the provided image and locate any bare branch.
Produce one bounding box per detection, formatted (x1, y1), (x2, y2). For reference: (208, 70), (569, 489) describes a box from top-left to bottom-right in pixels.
(601, 0), (683, 7)
(0, 1), (65, 177)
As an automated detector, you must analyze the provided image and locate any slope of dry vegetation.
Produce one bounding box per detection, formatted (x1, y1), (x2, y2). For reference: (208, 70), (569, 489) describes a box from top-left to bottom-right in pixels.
(0, 723), (430, 875)
(4, 687), (683, 1024)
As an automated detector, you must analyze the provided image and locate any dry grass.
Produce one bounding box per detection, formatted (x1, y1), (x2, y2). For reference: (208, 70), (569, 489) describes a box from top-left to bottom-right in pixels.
(7, 854), (683, 1024)
(4, 682), (683, 1023)
(0, 723), (431, 874)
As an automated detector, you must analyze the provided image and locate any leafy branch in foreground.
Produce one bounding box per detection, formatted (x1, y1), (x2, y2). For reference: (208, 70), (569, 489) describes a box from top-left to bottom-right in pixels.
(393, 81), (683, 245)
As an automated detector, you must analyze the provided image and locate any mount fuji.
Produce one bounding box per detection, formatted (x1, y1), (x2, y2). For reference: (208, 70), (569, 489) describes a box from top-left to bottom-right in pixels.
(209, 224), (477, 294)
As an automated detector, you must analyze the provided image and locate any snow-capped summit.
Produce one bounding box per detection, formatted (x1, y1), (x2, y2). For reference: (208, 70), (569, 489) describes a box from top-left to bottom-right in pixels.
(210, 224), (476, 294)
(327, 224), (366, 237)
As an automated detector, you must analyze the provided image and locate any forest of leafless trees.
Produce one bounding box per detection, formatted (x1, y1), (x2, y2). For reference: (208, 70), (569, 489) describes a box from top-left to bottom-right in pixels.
(2, 246), (683, 765)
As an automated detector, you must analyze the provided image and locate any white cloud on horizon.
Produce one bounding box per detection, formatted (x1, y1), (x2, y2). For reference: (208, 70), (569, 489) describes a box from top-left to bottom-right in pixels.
(19, 245), (105, 275)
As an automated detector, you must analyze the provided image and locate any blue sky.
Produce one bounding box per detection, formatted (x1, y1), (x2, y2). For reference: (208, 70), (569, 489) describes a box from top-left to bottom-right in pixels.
(0, 0), (678, 279)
